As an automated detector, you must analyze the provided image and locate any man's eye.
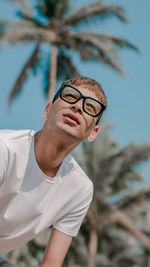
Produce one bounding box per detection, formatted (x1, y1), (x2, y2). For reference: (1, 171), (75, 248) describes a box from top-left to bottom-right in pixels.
(86, 103), (96, 112)
(64, 93), (76, 99)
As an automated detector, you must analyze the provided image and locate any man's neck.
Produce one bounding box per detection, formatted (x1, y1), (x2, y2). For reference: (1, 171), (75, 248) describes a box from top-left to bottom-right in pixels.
(34, 126), (79, 178)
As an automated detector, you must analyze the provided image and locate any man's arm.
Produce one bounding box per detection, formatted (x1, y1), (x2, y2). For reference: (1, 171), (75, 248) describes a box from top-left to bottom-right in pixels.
(41, 227), (72, 267)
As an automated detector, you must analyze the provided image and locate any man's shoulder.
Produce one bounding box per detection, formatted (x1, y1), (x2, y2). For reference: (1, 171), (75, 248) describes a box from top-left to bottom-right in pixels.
(0, 129), (35, 143)
(65, 154), (93, 191)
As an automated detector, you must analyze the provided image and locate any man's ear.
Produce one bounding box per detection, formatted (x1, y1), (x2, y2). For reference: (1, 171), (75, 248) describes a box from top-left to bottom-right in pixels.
(43, 102), (52, 119)
(86, 125), (99, 142)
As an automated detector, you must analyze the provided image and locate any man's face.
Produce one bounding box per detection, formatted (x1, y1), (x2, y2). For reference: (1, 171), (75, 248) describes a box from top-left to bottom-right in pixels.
(44, 86), (101, 142)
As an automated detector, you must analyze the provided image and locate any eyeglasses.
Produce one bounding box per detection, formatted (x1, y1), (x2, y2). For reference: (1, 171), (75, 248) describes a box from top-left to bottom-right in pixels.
(56, 83), (106, 117)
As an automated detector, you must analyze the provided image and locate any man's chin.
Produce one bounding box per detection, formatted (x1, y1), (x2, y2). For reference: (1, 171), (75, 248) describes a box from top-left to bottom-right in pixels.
(57, 122), (84, 140)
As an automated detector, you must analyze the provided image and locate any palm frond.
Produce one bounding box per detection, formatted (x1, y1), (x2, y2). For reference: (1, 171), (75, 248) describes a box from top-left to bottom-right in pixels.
(0, 19), (41, 45)
(106, 210), (150, 252)
(115, 187), (150, 218)
(19, 13), (45, 27)
(109, 142), (150, 166)
(112, 248), (143, 265)
(0, 26), (59, 45)
(73, 124), (117, 183)
(74, 125), (150, 201)
(98, 142), (150, 193)
(8, 45), (40, 103)
(0, 19), (33, 28)
(123, 170), (144, 182)
(63, 2), (128, 27)
(73, 32), (139, 52)
(70, 32), (128, 75)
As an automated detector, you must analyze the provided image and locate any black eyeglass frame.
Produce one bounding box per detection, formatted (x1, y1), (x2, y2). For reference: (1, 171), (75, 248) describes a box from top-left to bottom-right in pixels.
(53, 82), (106, 118)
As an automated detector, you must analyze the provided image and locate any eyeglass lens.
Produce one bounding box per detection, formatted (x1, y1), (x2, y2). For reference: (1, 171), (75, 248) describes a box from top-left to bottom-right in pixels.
(61, 86), (102, 116)
(61, 86), (80, 103)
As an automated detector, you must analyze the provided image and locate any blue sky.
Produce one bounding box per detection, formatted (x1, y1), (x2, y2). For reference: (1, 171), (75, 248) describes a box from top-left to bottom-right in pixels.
(0, 0), (150, 182)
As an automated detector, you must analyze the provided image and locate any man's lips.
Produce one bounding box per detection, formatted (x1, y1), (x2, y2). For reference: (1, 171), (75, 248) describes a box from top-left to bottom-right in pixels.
(63, 113), (80, 125)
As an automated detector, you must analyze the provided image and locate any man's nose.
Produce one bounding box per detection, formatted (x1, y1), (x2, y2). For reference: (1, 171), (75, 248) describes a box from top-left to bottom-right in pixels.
(71, 99), (83, 114)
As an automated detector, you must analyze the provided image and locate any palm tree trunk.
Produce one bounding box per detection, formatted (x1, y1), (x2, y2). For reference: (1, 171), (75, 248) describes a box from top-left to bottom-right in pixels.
(88, 229), (98, 267)
(48, 44), (58, 101)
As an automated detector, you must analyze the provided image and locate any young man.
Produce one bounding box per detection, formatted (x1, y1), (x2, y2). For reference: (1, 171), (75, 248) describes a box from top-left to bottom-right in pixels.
(0, 77), (107, 267)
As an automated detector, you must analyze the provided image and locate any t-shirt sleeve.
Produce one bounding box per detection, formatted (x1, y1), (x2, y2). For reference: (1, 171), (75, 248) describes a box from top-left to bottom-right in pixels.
(53, 182), (93, 237)
(0, 137), (8, 185)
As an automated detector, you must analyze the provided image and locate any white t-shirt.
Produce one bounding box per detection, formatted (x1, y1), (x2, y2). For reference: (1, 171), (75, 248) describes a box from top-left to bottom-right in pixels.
(0, 130), (93, 256)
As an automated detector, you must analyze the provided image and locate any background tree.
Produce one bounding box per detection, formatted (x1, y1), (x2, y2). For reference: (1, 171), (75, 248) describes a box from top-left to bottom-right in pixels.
(66, 124), (150, 267)
(0, 0), (138, 103)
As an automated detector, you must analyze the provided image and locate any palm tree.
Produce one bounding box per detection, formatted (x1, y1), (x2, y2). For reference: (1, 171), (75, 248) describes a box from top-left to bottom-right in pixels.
(0, 0), (138, 103)
(68, 124), (150, 267)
